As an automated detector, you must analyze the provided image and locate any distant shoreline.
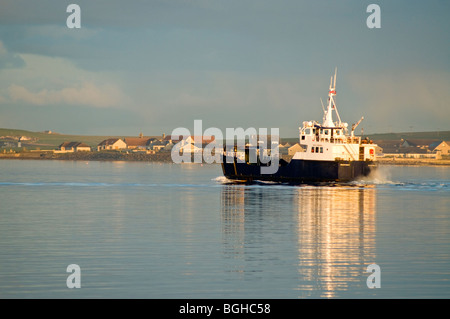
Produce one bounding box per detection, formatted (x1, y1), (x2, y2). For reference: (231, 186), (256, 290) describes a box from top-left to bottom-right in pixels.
(375, 157), (450, 166)
(1, 151), (450, 166)
(0, 151), (174, 163)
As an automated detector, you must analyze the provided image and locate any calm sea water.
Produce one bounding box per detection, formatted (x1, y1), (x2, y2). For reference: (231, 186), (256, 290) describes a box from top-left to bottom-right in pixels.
(0, 159), (449, 299)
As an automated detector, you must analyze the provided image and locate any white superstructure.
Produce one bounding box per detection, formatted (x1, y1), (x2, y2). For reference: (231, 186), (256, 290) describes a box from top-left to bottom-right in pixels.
(293, 69), (377, 162)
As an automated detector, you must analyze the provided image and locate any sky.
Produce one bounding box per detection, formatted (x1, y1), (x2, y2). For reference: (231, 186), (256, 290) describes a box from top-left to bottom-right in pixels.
(0, 0), (449, 137)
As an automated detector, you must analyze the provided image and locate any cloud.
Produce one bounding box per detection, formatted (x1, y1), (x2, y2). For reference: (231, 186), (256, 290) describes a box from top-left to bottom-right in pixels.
(7, 82), (125, 108)
(0, 41), (25, 69)
(0, 52), (130, 109)
(1, 1), (449, 135)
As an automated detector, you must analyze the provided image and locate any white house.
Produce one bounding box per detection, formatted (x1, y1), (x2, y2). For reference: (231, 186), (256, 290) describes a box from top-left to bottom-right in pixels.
(432, 141), (450, 155)
(97, 138), (127, 151)
(147, 140), (169, 152)
(178, 142), (203, 154)
(183, 136), (215, 146)
(58, 142), (91, 152)
(288, 143), (304, 156)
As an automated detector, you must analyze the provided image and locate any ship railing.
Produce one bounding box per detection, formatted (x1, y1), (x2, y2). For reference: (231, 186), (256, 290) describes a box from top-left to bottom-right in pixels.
(346, 137), (361, 144)
(317, 137), (360, 144)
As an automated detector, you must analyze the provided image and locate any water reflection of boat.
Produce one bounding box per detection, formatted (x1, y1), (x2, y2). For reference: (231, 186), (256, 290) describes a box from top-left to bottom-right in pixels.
(220, 185), (377, 297)
(294, 186), (377, 297)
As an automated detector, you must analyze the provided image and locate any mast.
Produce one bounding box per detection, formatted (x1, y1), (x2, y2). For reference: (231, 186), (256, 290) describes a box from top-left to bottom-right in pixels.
(323, 68), (337, 127)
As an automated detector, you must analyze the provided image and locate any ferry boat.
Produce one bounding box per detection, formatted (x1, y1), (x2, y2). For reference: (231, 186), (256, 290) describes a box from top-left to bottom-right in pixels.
(221, 69), (377, 183)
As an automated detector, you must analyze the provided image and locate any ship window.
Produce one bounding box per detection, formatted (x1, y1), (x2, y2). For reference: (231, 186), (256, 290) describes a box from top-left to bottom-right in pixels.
(301, 135), (305, 140)
(311, 147), (314, 153)
(320, 147), (323, 153)
(324, 130), (329, 135)
(315, 147), (319, 153)
(320, 129), (323, 134)
(305, 129), (311, 135)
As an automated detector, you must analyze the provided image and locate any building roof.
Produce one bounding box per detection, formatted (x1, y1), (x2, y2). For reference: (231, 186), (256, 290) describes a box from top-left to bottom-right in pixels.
(59, 141), (90, 148)
(430, 140), (450, 151)
(187, 136), (216, 144)
(164, 135), (215, 145)
(149, 140), (168, 146)
(124, 137), (152, 147)
(164, 135), (182, 143)
(145, 138), (159, 146)
(98, 138), (123, 146)
(288, 143), (301, 149)
(400, 139), (440, 148)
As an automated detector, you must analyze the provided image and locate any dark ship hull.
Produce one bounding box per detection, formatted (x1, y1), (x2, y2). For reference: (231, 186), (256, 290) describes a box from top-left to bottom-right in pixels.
(221, 155), (375, 184)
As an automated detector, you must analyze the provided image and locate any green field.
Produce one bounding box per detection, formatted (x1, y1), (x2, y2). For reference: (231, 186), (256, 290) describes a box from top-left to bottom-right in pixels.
(0, 128), (122, 149)
(367, 131), (450, 141)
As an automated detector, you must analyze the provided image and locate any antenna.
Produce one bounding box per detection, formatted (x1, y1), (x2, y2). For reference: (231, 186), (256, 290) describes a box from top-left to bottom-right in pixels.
(333, 67), (337, 88)
(320, 98), (325, 112)
(323, 68), (340, 127)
